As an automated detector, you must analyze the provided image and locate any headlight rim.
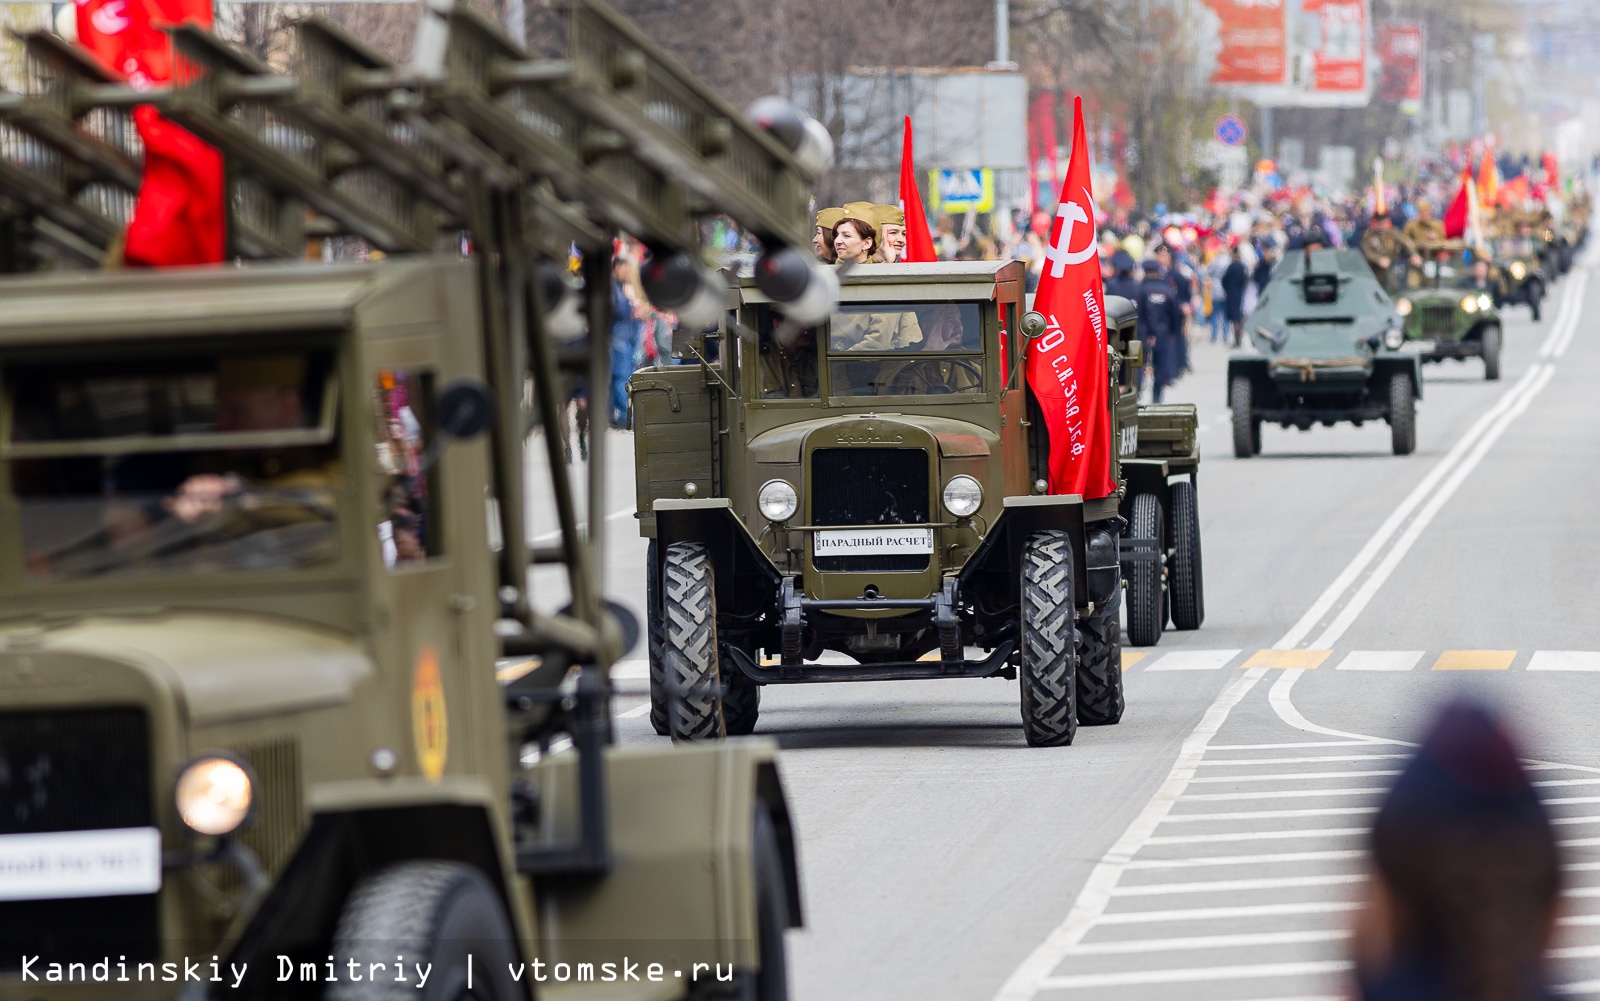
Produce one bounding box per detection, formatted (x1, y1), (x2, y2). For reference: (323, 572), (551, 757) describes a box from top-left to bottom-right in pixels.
(942, 474), (984, 518)
(757, 478), (799, 523)
(1384, 327), (1405, 351)
(174, 751), (256, 838)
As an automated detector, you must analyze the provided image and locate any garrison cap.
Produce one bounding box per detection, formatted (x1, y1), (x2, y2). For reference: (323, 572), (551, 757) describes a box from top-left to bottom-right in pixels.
(816, 206), (845, 230)
(872, 203), (906, 227)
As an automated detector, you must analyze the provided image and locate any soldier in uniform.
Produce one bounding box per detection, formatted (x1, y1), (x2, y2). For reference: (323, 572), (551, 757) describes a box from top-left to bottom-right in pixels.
(841, 202), (891, 262)
(872, 204), (908, 263)
(813, 206), (844, 263)
(1360, 210), (1419, 289)
(1138, 257), (1184, 403)
(832, 215), (878, 266)
(880, 305), (980, 394)
(758, 323), (820, 399)
(1404, 201), (1447, 248)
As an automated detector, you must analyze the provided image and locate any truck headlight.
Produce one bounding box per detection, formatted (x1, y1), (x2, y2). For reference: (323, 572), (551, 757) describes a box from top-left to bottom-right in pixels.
(943, 475), (983, 518)
(1395, 298), (1412, 317)
(1510, 261), (1527, 280)
(1461, 296), (1479, 314)
(1384, 327), (1404, 350)
(757, 479), (798, 522)
(1478, 294), (1493, 311)
(175, 754), (254, 837)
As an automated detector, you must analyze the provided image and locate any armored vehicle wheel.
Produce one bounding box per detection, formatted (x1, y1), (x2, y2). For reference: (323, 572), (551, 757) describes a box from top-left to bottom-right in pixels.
(328, 860), (520, 1001)
(662, 542), (727, 741)
(724, 671), (761, 736)
(1481, 325), (1502, 381)
(1388, 373), (1416, 456)
(1076, 579), (1124, 726)
(1125, 493), (1166, 647)
(1169, 479), (1204, 631)
(646, 539), (669, 736)
(1017, 530), (1078, 747)
(1230, 376), (1260, 458)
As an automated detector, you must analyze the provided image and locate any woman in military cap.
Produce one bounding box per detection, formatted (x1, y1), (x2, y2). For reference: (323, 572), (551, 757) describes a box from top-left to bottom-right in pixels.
(813, 206), (844, 263)
(832, 216), (878, 266)
(873, 203), (908, 262)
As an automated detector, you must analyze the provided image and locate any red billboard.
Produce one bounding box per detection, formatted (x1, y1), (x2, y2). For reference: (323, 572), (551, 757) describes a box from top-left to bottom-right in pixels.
(1303, 0), (1368, 93)
(1204, 0), (1288, 86)
(1376, 22), (1424, 113)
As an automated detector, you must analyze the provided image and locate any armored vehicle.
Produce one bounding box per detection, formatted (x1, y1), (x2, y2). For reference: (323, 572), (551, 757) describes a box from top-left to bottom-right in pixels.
(1230, 248), (1421, 458)
(1393, 245), (1504, 380)
(0, 2), (829, 997)
(1489, 233), (1546, 320)
(632, 262), (1205, 747)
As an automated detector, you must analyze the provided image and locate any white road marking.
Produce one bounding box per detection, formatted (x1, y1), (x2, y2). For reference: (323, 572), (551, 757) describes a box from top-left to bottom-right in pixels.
(1037, 959), (1352, 989)
(1065, 928), (1349, 955)
(1548, 798), (1600, 807)
(1540, 779), (1600, 788)
(1161, 806), (1377, 823)
(1144, 827), (1366, 847)
(1110, 873), (1364, 896)
(1181, 787), (1388, 802)
(1196, 753), (1410, 766)
(1208, 740), (1374, 750)
(1096, 901), (1360, 925)
(1553, 816), (1600, 827)
(1145, 648), (1242, 671)
(1123, 850), (1366, 870)
(1187, 769), (1402, 783)
(1336, 650), (1424, 671)
(1530, 651), (1600, 672)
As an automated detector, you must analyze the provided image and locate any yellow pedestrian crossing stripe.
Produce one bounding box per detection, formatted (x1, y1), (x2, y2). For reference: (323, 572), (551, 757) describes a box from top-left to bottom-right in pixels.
(1127, 648), (1600, 672)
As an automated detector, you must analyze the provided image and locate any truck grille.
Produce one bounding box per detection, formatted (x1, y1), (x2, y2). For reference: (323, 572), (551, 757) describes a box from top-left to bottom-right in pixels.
(811, 447), (930, 572)
(1419, 304), (1457, 339)
(0, 707), (159, 969)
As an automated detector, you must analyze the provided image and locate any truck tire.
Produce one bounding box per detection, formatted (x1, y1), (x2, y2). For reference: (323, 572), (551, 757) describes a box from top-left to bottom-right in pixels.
(328, 860), (520, 1001)
(1076, 580), (1124, 726)
(1388, 372), (1416, 456)
(1230, 375), (1259, 458)
(723, 672), (761, 737)
(1481, 325), (1502, 381)
(1017, 530), (1077, 747)
(1124, 492), (1165, 647)
(1169, 478), (1205, 630)
(662, 542), (727, 741)
(646, 539), (669, 736)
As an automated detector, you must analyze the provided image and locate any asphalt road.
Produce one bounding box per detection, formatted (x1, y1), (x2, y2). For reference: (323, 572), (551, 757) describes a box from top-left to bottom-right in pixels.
(527, 243), (1600, 1001)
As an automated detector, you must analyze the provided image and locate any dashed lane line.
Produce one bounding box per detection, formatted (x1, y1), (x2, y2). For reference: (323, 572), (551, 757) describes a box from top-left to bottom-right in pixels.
(1180, 788), (1388, 802)
(1037, 959), (1353, 990)
(1064, 929), (1349, 956)
(1186, 769), (1401, 783)
(1195, 753), (1410, 766)
(1122, 849), (1366, 870)
(1143, 827), (1367, 847)
(1094, 900), (1361, 926)
(1110, 874), (1365, 897)
(1161, 807), (1377, 823)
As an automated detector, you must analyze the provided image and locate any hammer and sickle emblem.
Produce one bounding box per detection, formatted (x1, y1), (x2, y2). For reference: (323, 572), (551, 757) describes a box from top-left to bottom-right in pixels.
(1045, 187), (1099, 278)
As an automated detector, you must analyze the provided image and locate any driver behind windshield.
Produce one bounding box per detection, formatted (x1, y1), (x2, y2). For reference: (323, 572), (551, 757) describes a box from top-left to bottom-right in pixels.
(879, 306), (983, 394)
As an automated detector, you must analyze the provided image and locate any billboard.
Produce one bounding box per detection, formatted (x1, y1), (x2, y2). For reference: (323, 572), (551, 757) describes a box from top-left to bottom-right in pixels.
(1204, 0), (1372, 109)
(1376, 22), (1424, 115)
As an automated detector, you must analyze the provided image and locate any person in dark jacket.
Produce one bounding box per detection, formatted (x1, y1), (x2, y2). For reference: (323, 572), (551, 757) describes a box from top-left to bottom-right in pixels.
(1252, 245), (1274, 297)
(1104, 249), (1145, 388)
(1138, 258), (1183, 403)
(1353, 700), (1562, 1001)
(1220, 245), (1250, 347)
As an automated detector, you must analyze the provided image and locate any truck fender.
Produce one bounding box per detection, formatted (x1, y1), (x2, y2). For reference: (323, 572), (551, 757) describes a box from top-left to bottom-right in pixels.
(1371, 355), (1424, 401)
(956, 495), (1087, 611)
(655, 498), (782, 623)
(1225, 355), (1270, 408)
(535, 740), (802, 975)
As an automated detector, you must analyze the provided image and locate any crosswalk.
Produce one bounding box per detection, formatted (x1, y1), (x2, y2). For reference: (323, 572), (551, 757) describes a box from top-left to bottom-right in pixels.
(1127, 649), (1600, 672)
(1026, 698), (1600, 999)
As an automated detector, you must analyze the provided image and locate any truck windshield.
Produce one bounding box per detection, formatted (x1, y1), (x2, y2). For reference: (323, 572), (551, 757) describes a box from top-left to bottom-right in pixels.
(828, 302), (984, 397)
(6, 349), (341, 581)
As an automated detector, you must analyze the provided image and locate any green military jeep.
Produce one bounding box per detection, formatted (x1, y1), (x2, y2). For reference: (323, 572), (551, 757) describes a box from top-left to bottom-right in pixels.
(1394, 245), (1504, 380)
(1489, 233), (1547, 320)
(631, 262), (1204, 748)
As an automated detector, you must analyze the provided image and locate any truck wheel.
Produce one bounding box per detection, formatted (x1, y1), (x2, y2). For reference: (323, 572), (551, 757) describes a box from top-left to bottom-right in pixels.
(1169, 479), (1204, 630)
(1017, 530), (1078, 747)
(1230, 376), (1259, 458)
(328, 861), (520, 1001)
(1125, 493), (1165, 647)
(1076, 579), (1124, 726)
(662, 542), (727, 741)
(723, 672), (761, 737)
(646, 539), (669, 736)
(1481, 326), (1502, 381)
(1388, 373), (1416, 456)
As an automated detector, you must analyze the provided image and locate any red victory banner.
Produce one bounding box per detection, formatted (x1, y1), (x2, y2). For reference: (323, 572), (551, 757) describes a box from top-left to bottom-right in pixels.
(1203, 0), (1288, 85)
(1443, 169), (1472, 240)
(897, 116), (938, 263)
(1025, 97), (1114, 501)
(77, 0), (224, 266)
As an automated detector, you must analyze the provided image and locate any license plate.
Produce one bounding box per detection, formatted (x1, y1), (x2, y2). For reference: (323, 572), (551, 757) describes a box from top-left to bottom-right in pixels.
(814, 527), (934, 557)
(0, 827), (161, 901)
(1400, 340), (1434, 354)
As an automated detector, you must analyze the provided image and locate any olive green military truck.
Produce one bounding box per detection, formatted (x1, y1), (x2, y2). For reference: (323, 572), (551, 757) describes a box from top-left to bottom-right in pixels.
(0, 1), (832, 997)
(631, 262), (1205, 748)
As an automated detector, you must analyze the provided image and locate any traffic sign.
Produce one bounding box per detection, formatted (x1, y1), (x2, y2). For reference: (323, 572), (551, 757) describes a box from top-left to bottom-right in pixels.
(1215, 115), (1248, 147)
(930, 168), (995, 213)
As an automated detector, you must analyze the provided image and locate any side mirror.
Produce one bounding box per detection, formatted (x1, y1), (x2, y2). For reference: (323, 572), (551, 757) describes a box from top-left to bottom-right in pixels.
(1124, 338), (1144, 369)
(436, 378), (495, 441)
(1020, 311), (1048, 340)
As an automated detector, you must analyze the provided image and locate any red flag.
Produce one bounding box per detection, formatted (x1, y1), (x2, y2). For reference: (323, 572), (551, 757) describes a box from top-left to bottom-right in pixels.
(1025, 97), (1114, 501)
(1498, 174), (1531, 208)
(897, 116), (937, 263)
(1543, 152), (1560, 191)
(1443, 169), (1471, 239)
(78, 0), (224, 266)
(1478, 149), (1499, 205)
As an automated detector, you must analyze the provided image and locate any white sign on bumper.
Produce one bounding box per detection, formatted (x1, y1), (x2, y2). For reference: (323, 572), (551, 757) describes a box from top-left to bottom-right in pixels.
(814, 527), (934, 557)
(0, 827), (162, 901)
